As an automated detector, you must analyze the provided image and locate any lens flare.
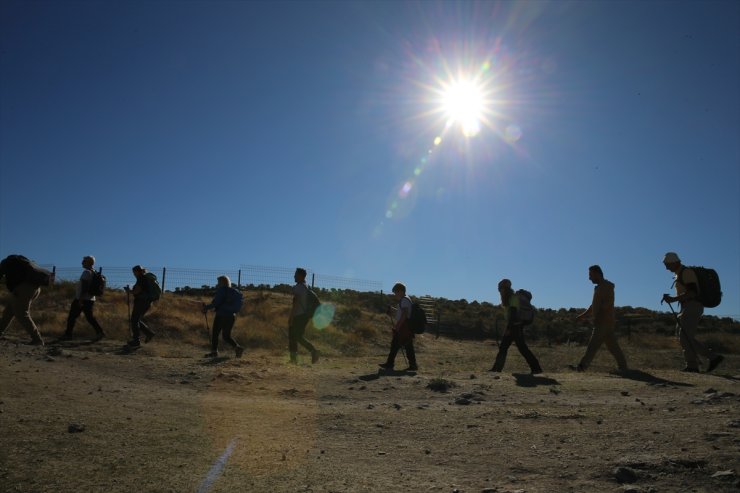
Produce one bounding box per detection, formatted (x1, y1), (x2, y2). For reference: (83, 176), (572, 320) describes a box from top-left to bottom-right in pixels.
(312, 303), (335, 330)
(441, 78), (485, 138)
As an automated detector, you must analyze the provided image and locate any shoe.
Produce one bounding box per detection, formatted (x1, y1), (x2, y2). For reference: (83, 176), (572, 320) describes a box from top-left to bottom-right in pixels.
(144, 331), (155, 343)
(235, 347), (244, 359)
(26, 338), (45, 346)
(378, 363), (394, 370)
(707, 355), (724, 373)
(59, 333), (74, 341)
(531, 368), (543, 375)
(126, 339), (141, 348)
(404, 365), (418, 372)
(489, 367), (501, 372)
(92, 332), (105, 342)
(568, 364), (585, 372)
(204, 351), (218, 358)
(311, 350), (319, 364)
(681, 367), (700, 373)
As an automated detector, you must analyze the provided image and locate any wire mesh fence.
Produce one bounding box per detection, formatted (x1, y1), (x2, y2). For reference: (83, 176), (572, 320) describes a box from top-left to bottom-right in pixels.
(48, 264), (383, 295)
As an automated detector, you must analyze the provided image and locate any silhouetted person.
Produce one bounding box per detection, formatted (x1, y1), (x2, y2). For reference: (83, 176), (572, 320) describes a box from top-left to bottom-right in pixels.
(379, 282), (418, 371)
(572, 265), (627, 372)
(202, 275), (244, 358)
(124, 265), (157, 348)
(662, 252), (723, 372)
(490, 278), (542, 374)
(288, 268), (318, 364)
(0, 255), (51, 345)
(63, 255), (105, 341)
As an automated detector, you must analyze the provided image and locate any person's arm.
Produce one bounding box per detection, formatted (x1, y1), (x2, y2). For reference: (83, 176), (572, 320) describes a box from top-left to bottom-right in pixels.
(663, 269), (698, 304)
(576, 305), (593, 322)
(77, 270), (91, 300)
(394, 299), (410, 331)
(204, 286), (226, 312)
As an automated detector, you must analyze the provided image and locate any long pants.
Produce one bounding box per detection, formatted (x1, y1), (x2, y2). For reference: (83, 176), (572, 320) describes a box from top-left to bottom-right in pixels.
(0, 282), (42, 341)
(131, 298), (154, 343)
(66, 299), (104, 336)
(211, 314), (241, 352)
(289, 314), (316, 356)
(385, 330), (416, 368)
(491, 325), (542, 372)
(678, 301), (715, 369)
(579, 325), (627, 370)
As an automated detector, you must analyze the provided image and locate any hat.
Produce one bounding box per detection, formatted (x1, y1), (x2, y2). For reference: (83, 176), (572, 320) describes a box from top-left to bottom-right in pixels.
(663, 252), (681, 264)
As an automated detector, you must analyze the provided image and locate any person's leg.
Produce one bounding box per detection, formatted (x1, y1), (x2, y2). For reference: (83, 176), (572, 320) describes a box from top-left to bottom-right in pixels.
(12, 283), (43, 343)
(130, 299), (148, 344)
(404, 338), (417, 370)
(288, 316), (300, 362)
(220, 314), (240, 348)
(382, 332), (401, 368)
(81, 300), (104, 336)
(65, 300), (83, 336)
(294, 314), (316, 354)
(210, 315), (224, 353)
(603, 328), (628, 370)
(678, 302), (707, 369)
(491, 330), (514, 371)
(579, 326), (607, 370)
(0, 298), (16, 337)
(512, 326), (542, 373)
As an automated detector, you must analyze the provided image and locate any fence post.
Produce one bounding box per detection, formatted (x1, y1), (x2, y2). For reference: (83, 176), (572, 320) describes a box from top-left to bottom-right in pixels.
(52, 266), (57, 285)
(238, 269), (241, 288)
(311, 273), (315, 289)
(161, 267), (166, 296)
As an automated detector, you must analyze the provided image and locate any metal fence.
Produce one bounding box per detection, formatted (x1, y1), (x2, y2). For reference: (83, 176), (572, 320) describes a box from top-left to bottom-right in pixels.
(48, 264), (383, 294)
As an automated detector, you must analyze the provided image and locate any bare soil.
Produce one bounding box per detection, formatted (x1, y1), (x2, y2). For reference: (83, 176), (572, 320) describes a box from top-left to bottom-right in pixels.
(1, 334), (739, 493)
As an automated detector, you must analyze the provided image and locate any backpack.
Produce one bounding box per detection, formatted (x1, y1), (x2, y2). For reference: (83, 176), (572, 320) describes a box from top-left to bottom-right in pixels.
(6, 255), (53, 287)
(306, 288), (321, 317)
(224, 287), (244, 313)
(516, 289), (536, 325)
(144, 272), (162, 301)
(681, 266), (722, 308)
(407, 300), (427, 334)
(88, 270), (106, 296)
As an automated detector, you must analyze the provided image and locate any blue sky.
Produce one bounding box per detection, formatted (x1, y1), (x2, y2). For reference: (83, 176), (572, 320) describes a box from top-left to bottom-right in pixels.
(1, 1), (738, 318)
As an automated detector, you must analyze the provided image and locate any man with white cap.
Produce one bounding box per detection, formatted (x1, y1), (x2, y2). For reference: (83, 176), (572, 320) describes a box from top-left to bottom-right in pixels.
(661, 252), (723, 373)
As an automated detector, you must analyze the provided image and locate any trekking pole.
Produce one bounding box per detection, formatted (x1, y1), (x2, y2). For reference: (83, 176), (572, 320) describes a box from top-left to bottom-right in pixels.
(204, 310), (211, 341)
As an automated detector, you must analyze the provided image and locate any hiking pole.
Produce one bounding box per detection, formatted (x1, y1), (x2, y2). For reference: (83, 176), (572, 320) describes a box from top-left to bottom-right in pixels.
(204, 310), (211, 341)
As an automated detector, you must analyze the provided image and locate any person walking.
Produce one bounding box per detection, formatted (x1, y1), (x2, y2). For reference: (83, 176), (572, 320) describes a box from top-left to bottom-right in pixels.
(62, 255), (105, 341)
(662, 252), (723, 373)
(490, 279), (542, 374)
(202, 275), (244, 358)
(379, 282), (418, 372)
(572, 265), (628, 372)
(288, 268), (318, 364)
(0, 255), (52, 346)
(124, 265), (157, 348)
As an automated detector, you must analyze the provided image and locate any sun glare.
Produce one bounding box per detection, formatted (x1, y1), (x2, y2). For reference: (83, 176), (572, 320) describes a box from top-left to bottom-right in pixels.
(440, 78), (486, 137)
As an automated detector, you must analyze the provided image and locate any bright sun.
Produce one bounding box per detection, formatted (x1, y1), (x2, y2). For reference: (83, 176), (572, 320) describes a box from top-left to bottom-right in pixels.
(440, 78), (486, 137)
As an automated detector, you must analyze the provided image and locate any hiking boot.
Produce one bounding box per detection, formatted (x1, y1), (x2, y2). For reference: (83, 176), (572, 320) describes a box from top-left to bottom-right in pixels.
(707, 355), (724, 373)
(489, 367), (501, 373)
(58, 333), (74, 341)
(92, 332), (106, 342)
(27, 338), (45, 346)
(204, 351), (218, 358)
(235, 347), (244, 359)
(404, 364), (418, 372)
(126, 339), (141, 348)
(144, 331), (155, 343)
(378, 363), (394, 370)
(311, 350), (319, 364)
(568, 364), (585, 372)
(531, 368), (543, 375)
(681, 366), (700, 373)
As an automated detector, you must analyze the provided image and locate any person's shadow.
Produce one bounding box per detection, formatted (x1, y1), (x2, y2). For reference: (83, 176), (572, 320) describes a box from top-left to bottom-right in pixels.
(611, 369), (694, 387)
(513, 373), (560, 388)
(358, 368), (416, 381)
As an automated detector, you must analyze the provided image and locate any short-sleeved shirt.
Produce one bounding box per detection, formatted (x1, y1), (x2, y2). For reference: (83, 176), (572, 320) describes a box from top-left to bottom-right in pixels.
(292, 282), (308, 316)
(592, 279), (616, 329)
(77, 269), (95, 301)
(396, 296), (412, 323)
(675, 267), (700, 298)
(502, 292), (520, 325)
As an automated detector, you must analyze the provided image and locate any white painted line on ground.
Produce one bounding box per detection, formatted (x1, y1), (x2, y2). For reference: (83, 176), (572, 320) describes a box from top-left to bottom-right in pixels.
(196, 438), (238, 493)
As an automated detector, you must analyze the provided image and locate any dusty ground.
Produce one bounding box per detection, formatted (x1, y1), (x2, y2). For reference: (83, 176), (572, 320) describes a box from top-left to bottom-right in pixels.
(1, 334), (738, 493)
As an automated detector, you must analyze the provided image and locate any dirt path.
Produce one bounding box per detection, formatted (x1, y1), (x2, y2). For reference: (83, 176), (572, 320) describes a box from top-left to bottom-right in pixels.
(1, 335), (738, 492)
